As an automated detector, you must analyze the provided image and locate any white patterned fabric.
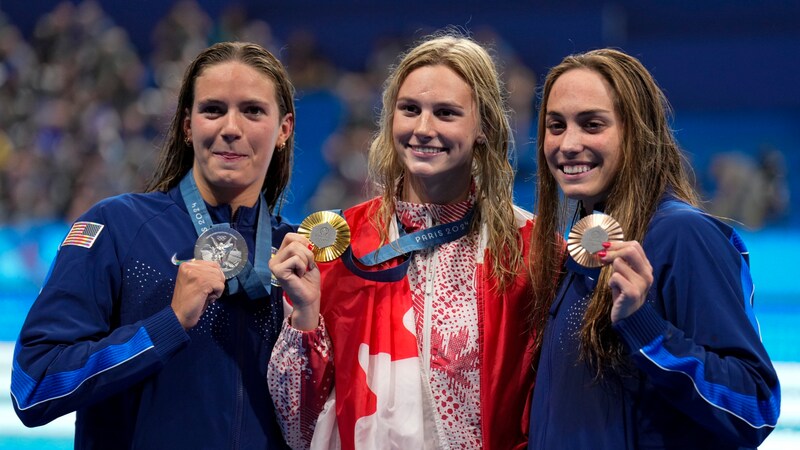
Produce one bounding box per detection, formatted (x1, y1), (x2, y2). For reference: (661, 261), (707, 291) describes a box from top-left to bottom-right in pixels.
(396, 198), (482, 449)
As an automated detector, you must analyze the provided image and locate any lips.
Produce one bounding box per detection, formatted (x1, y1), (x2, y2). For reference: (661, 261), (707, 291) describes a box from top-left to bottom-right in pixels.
(214, 151), (245, 161)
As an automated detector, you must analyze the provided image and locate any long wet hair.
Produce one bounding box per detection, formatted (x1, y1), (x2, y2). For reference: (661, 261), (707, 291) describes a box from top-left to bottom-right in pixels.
(529, 48), (699, 375)
(368, 31), (522, 288)
(146, 41), (295, 213)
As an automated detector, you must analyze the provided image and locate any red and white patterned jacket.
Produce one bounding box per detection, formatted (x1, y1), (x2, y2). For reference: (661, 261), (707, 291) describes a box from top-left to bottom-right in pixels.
(268, 197), (536, 450)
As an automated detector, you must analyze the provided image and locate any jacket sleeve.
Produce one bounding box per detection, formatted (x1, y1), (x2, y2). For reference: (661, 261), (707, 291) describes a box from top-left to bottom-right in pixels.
(10, 204), (190, 427)
(267, 316), (334, 450)
(613, 209), (780, 448)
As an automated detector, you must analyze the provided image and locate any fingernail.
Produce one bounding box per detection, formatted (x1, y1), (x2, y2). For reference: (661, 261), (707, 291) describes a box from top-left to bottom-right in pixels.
(307, 244), (314, 251)
(602, 242), (611, 249)
(597, 250), (607, 258)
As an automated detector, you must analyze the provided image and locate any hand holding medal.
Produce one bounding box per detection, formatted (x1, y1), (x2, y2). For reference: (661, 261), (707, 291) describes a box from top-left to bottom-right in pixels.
(567, 212), (654, 322)
(269, 210), (349, 332)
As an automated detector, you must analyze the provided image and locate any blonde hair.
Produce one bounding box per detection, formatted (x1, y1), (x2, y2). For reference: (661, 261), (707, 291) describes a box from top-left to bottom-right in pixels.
(530, 48), (699, 375)
(368, 31), (522, 288)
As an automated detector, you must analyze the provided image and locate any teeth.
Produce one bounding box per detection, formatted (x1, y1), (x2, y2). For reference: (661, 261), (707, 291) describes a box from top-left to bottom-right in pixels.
(563, 164), (591, 174)
(414, 146), (443, 154)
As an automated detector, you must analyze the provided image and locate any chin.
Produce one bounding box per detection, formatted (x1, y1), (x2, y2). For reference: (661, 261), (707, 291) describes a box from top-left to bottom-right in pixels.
(563, 191), (592, 203)
(210, 175), (249, 189)
(405, 164), (442, 178)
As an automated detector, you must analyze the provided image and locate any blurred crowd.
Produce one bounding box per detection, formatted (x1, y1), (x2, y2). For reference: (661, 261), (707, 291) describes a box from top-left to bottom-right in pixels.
(1, 0), (164, 223)
(0, 0), (539, 225)
(0, 0), (790, 230)
(708, 147), (790, 230)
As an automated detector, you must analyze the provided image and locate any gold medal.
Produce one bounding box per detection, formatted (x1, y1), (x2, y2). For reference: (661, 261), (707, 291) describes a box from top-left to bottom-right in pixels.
(567, 213), (624, 268)
(298, 211), (351, 262)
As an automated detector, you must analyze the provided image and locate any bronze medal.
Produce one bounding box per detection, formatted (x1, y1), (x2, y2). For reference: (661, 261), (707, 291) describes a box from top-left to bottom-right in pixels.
(567, 213), (624, 268)
(298, 211), (351, 262)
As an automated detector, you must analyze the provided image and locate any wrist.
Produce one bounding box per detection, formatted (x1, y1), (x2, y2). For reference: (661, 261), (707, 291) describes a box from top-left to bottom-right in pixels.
(290, 305), (320, 331)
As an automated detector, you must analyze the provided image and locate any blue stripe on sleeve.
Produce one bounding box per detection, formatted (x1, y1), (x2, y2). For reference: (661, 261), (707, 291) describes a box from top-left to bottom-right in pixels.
(739, 256), (760, 335)
(11, 327), (155, 410)
(729, 231), (760, 335)
(640, 335), (780, 429)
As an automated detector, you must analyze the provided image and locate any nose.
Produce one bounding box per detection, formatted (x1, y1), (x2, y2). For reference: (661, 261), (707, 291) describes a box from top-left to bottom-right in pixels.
(560, 125), (582, 155)
(221, 112), (242, 142)
(413, 111), (434, 140)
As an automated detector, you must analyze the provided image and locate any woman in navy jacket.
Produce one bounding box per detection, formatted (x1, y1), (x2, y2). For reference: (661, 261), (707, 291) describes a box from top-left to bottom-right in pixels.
(527, 48), (780, 449)
(12, 41), (295, 449)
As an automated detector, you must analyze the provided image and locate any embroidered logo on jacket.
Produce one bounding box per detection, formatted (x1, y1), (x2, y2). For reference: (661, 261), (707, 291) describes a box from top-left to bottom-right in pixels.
(62, 221), (104, 248)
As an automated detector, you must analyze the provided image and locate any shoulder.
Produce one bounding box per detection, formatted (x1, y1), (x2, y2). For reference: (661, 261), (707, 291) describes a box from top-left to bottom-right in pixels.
(647, 198), (734, 242)
(343, 197), (382, 218)
(73, 191), (181, 242)
(644, 197), (744, 265)
(342, 197), (383, 232)
(86, 191), (176, 221)
(512, 204), (534, 231)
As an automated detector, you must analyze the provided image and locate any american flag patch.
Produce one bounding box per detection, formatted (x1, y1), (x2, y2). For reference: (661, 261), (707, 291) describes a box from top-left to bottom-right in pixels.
(62, 221), (104, 248)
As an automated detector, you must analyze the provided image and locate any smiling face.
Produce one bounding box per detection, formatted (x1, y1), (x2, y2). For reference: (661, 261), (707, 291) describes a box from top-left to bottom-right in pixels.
(392, 64), (482, 204)
(544, 68), (622, 212)
(184, 61), (293, 208)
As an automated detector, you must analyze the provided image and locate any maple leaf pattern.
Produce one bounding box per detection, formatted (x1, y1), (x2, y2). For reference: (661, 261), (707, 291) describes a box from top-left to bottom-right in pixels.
(399, 198), (483, 449)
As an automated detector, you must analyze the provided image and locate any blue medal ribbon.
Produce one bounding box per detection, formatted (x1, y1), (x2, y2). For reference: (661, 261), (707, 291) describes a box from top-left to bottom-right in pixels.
(342, 210), (473, 282)
(179, 169), (272, 297)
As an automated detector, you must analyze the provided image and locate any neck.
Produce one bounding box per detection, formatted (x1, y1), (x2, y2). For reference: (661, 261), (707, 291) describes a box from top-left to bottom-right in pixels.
(193, 172), (259, 214)
(582, 199), (607, 215)
(402, 175), (470, 205)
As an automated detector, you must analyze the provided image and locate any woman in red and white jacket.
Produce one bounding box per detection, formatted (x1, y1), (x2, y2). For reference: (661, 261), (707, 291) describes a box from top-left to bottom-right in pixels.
(268, 31), (537, 450)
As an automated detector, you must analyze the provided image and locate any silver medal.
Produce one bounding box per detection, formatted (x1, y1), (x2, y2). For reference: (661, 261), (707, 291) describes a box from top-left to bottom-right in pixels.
(194, 227), (248, 279)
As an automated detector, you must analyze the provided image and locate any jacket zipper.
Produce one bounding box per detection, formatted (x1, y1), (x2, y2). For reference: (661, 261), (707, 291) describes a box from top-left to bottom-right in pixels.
(421, 248), (436, 376)
(231, 210), (244, 449)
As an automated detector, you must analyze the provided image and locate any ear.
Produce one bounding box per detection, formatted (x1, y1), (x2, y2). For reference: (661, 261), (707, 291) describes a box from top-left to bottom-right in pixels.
(476, 134), (487, 145)
(277, 113), (294, 147)
(183, 109), (192, 141)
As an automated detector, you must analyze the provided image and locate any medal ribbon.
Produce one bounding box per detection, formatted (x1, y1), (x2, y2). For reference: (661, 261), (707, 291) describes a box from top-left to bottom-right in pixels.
(179, 169), (272, 297)
(342, 210), (473, 282)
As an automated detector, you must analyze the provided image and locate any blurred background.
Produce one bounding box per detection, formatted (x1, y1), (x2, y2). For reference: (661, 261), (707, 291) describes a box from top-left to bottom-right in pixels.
(0, 0), (797, 448)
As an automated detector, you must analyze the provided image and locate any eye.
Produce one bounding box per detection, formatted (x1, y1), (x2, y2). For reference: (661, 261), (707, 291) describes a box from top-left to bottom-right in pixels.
(200, 104), (225, 116)
(397, 103), (420, 115)
(546, 120), (565, 135)
(435, 108), (458, 118)
(583, 120), (606, 133)
(244, 105), (265, 116)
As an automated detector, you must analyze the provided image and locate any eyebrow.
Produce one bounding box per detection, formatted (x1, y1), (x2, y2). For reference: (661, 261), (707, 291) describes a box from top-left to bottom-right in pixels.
(196, 98), (273, 109)
(396, 96), (467, 110)
(546, 108), (612, 118)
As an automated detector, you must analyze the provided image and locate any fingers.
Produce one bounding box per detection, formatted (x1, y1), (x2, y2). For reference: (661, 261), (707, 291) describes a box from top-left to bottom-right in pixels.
(172, 259), (226, 329)
(276, 232), (312, 254)
(269, 233), (321, 314)
(178, 259), (226, 290)
(270, 233), (316, 276)
(598, 241), (653, 284)
(598, 241), (654, 323)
